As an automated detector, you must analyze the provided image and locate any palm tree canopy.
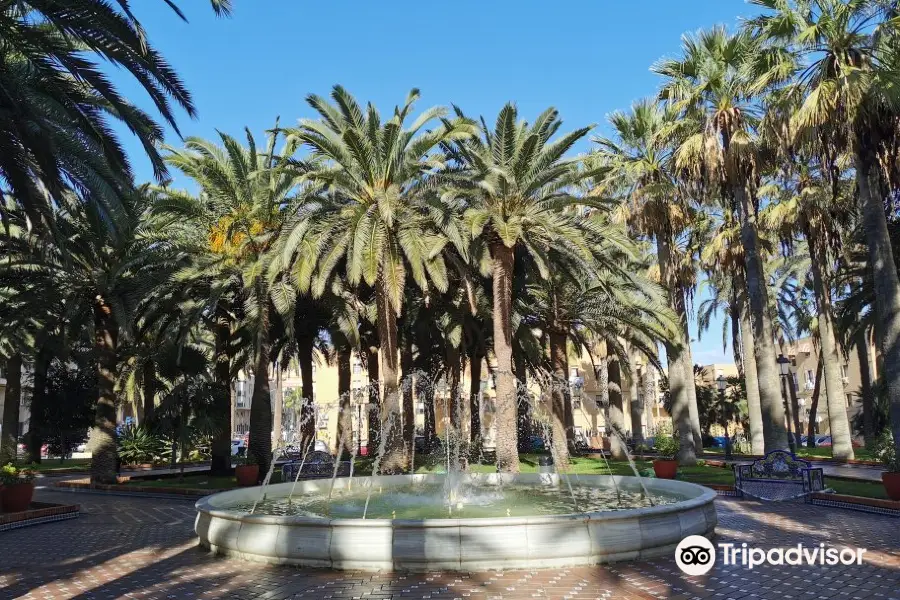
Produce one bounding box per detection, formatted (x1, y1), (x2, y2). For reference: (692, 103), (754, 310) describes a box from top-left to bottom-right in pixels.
(282, 86), (475, 314)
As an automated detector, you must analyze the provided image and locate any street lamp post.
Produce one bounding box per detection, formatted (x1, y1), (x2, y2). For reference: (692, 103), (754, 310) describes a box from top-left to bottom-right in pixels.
(777, 354), (795, 453)
(716, 375), (732, 460)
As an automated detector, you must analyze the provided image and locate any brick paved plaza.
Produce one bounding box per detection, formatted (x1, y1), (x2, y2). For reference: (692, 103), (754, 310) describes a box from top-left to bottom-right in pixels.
(0, 489), (897, 600)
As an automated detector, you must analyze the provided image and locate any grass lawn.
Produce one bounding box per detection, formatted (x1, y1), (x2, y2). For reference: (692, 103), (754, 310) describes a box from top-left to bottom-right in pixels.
(115, 454), (889, 501)
(706, 447), (878, 461)
(123, 471), (285, 490)
(792, 447), (876, 461)
(13, 458), (92, 473)
(827, 478), (889, 500)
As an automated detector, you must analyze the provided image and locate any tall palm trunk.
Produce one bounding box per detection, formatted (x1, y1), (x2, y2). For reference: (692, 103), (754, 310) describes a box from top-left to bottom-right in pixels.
(548, 330), (570, 469)
(337, 346), (353, 456)
(658, 237), (695, 464)
(675, 294), (703, 453)
(422, 378), (436, 452)
(856, 151), (900, 460)
(249, 345), (273, 480)
(27, 346), (50, 463)
(401, 343), (415, 460)
(730, 290), (744, 378)
(807, 237), (854, 460)
(629, 362), (643, 448)
(365, 345), (380, 452)
(607, 357), (627, 460)
(734, 186), (788, 451)
(490, 242), (520, 472)
(248, 294), (273, 481)
(210, 318), (231, 475)
(513, 345), (531, 444)
(374, 276), (406, 472)
(143, 361), (157, 426)
(273, 363), (283, 447)
(446, 344), (462, 430)
(298, 334), (316, 449)
(736, 283), (765, 454)
(856, 329), (875, 447)
(1, 354), (22, 463)
(469, 347), (483, 442)
(641, 364), (655, 437)
(90, 299), (119, 484)
(786, 367), (803, 449)
(806, 356), (824, 447)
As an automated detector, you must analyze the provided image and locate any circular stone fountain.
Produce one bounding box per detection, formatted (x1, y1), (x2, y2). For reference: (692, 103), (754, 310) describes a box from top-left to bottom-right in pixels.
(195, 473), (717, 571)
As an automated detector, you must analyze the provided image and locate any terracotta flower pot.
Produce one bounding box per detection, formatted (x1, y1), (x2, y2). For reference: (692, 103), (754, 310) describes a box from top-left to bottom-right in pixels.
(2, 481), (34, 512)
(235, 464), (259, 487)
(882, 472), (900, 501)
(652, 459), (678, 479)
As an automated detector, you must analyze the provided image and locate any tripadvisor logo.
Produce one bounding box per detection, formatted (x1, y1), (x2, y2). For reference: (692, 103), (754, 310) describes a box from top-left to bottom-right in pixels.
(675, 535), (716, 575)
(675, 536), (867, 575)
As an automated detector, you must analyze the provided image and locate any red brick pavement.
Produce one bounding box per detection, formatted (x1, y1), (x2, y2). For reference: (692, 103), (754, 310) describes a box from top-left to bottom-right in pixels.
(0, 489), (897, 600)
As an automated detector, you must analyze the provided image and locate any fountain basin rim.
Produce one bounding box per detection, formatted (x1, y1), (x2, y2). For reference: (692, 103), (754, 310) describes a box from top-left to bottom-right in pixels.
(195, 473), (716, 526)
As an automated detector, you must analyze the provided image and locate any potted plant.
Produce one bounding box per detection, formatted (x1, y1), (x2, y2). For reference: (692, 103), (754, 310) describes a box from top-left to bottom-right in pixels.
(652, 430), (680, 479)
(0, 463), (37, 512)
(235, 454), (259, 486)
(873, 432), (900, 501)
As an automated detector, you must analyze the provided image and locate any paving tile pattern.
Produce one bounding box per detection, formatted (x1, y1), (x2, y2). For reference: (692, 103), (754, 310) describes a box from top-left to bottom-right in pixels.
(0, 489), (897, 600)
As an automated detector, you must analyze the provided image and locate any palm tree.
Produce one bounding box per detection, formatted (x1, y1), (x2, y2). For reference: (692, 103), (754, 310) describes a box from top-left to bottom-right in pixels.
(761, 166), (856, 459)
(654, 27), (789, 452)
(0, 190), (180, 482)
(700, 219), (767, 454)
(526, 260), (678, 466)
(0, 0), (230, 225)
(443, 104), (600, 472)
(750, 0), (900, 459)
(593, 98), (704, 463)
(158, 127), (302, 478)
(282, 86), (472, 472)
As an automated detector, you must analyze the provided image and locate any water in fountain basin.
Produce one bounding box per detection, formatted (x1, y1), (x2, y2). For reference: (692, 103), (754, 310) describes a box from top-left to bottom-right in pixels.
(234, 479), (681, 519)
(251, 446), (287, 514)
(362, 407), (395, 519)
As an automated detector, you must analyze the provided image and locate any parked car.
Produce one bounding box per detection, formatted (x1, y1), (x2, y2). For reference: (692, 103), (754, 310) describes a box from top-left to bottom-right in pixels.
(816, 435), (832, 447)
(75, 441), (88, 453)
(231, 439), (246, 456)
(313, 440), (328, 453)
(16, 442), (48, 457)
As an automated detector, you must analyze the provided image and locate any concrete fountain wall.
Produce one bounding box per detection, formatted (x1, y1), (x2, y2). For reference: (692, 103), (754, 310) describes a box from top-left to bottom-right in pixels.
(194, 473), (717, 571)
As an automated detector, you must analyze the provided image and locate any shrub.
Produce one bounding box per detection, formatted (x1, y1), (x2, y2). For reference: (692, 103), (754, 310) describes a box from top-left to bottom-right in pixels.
(117, 425), (164, 464)
(234, 453), (258, 467)
(653, 434), (680, 459)
(0, 463), (36, 485)
(872, 431), (899, 472)
(652, 422), (680, 459)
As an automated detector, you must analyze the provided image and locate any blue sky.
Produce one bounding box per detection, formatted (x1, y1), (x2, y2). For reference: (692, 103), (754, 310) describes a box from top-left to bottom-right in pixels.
(117, 0), (764, 366)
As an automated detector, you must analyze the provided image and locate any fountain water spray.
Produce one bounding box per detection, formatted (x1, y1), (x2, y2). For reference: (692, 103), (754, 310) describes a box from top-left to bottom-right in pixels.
(362, 407), (394, 519)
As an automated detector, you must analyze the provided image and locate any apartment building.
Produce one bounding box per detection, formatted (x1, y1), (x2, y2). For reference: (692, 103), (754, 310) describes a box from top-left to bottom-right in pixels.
(696, 335), (876, 440)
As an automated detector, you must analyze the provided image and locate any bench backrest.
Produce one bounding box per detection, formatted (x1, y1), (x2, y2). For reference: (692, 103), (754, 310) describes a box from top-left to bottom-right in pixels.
(747, 450), (811, 480)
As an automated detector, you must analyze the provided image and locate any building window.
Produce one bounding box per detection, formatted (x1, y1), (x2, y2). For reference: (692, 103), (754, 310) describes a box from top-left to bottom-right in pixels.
(791, 372), (799, 390)
(840, 364), (848, 380)
(846, 393), (853, 408)
(353, 363), (361, 375)
(573, 398), (582, 410)
(569, 367), (579, 379)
